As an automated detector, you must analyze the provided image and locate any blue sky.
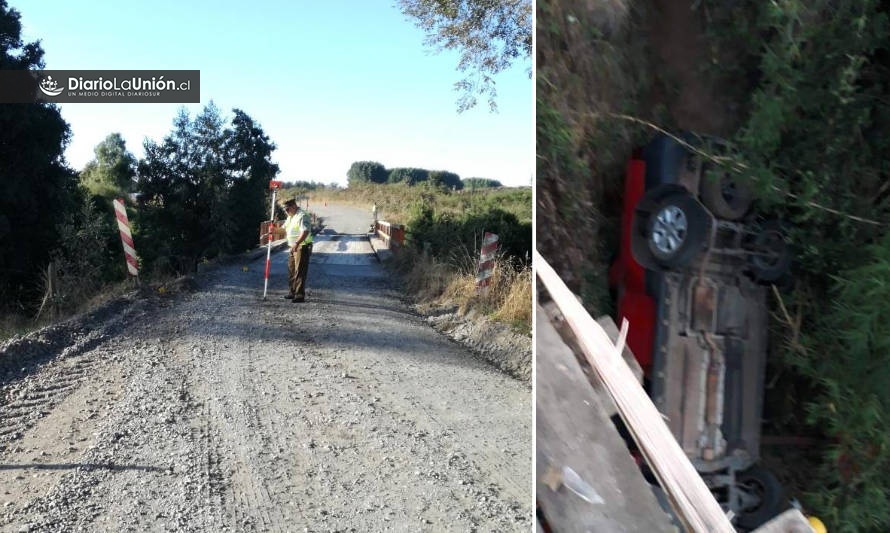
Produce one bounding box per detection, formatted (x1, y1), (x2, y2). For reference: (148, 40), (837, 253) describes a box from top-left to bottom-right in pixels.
(16, 1), (533, 186)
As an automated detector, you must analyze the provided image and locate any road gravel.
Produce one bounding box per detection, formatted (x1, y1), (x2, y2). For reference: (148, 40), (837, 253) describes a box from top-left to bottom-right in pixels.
(0, 204), (531, 532)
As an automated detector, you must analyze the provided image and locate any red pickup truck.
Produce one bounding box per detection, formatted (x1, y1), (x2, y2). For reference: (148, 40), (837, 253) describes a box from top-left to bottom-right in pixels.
(608, 133), (792, 529)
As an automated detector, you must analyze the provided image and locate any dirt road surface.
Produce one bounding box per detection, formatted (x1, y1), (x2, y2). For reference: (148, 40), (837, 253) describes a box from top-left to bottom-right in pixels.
(0, 204), (531, 532)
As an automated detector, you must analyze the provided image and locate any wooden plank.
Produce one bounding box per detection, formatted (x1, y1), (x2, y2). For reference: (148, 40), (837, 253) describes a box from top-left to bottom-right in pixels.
(535, 305), (676, 533)
(541, 302), (644, 419)
(535, 250), (735, 533)
(596, 315), (645, 384)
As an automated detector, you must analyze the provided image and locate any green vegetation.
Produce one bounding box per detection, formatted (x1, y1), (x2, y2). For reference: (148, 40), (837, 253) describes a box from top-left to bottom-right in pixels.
(702, 2), (890, 530)
(136, 103), (277, 276)
(397, 183), (531, 332)
(315, 182), (532, 332)
(0, 0), (78, 310)
(463, 177), (503, 189)
(398, 0), (532, 112)
(346, 161), (388, 185)
(79, 133), (137, 199)
(536, 0), (650, 313)
(388, 167), (429, 184)
(539, 0), (890, 529)
(347, 160), (470, 190)
(315, 181), (530, 229)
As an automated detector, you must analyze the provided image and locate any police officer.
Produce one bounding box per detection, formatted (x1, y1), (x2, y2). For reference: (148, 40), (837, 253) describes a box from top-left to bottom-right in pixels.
(282, 198), (313, 302)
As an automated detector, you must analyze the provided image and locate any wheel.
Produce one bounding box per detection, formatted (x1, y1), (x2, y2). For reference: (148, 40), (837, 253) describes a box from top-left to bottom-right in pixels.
(699, 165), (753, 220)
(734, 465), (785, 530)
(748, 221), (792, 283)
(646, 193), (709, 268)
(643, 133), (691, 187)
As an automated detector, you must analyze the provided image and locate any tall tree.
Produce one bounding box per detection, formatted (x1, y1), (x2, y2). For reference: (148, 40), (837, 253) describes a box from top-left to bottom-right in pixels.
(388, 167), (430, 184)
(0, 0), (76, 307)
(347, 161), (388, 185)
(136, 104), (278, 274)
(428, 170), (463, 190)
(463, 177), (502, 189)
(224, 109), (280, 253)
(399, 0), (532, 112)
(79, 133), (137, 199)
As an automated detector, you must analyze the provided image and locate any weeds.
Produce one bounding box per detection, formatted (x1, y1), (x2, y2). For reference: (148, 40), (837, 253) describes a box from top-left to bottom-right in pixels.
(394, 247), (531, 334)
(311, 182), (531, 227)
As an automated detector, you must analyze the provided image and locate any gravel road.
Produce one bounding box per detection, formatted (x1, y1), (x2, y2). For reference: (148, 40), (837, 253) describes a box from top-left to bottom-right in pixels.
(0, 204), (531, 532)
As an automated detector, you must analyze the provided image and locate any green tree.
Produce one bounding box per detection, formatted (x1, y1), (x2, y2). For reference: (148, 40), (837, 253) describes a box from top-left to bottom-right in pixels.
(463, 177), (502, 189)
(224, 109), (280, 253)
(428, 170), (463, 190)
(136, 103), (277, 274)
(0, 0), (76, 308)
(79, 133), (137, 199)
(388, 167), (430, 184)
(399, 0), (532, 111)
(347, 161), (388, 185)
(136, 108), (203, 274)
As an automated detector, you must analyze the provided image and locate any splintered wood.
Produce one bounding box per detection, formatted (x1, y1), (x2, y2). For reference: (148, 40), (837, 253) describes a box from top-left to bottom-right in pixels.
(535, 250), (735, 533)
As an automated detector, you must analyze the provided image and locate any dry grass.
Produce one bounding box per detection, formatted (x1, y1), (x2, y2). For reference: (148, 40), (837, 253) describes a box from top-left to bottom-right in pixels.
(395, 248), (531, 333)
(1, 273), (142, 343)
(491, 265), (532, 327)
(0, 313), (32, 343)
(399, 250), (455, 302)
(537, 0), (653, 311)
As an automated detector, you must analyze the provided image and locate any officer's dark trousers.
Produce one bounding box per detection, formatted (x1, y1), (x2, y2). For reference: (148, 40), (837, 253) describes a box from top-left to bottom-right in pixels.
(288, 243), (312, 299)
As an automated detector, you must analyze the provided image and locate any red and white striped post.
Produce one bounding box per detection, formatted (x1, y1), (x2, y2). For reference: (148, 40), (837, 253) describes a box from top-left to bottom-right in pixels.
(476, 232), (499, 293)
(113, 198), (139, 279)
(263, 180), (283, 299)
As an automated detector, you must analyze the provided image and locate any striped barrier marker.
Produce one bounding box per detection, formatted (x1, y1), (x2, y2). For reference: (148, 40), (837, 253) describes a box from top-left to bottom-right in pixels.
(476, 232), (499, 293)
(113, 198), (139, 277)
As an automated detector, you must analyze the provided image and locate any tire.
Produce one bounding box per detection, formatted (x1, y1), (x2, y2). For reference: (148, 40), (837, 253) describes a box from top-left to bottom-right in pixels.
(699, 165), (753, 220)
(646, 193), (709, 269)
(643, 132), (698, 188)
(748, 221), (792, 283)
(734, 465), (785, 530)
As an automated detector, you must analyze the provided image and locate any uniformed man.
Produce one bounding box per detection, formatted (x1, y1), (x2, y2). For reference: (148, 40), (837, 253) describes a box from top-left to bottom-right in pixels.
(282, 198), (313, 302)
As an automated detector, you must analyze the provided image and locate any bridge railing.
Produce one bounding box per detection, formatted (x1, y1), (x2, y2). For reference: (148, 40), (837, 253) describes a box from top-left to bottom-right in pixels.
(374, 220), (405, 250)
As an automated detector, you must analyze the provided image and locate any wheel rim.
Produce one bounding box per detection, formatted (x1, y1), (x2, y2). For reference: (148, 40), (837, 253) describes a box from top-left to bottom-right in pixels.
(738, 477), (767, 513)
(652, 205), (687, 255)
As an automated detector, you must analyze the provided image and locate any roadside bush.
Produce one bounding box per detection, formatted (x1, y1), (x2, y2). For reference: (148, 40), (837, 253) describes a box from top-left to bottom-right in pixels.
(395, 246), (531, 334)
(792, 235), (890, 530)
(39, 194), (125, 317)
(406, 205), (531, 264)
(703, 1), (890, 529)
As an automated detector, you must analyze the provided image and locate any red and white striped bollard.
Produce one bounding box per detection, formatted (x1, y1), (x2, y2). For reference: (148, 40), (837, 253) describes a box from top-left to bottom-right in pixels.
(476, 232), (499, 293)
(113, 198), (139, 278)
